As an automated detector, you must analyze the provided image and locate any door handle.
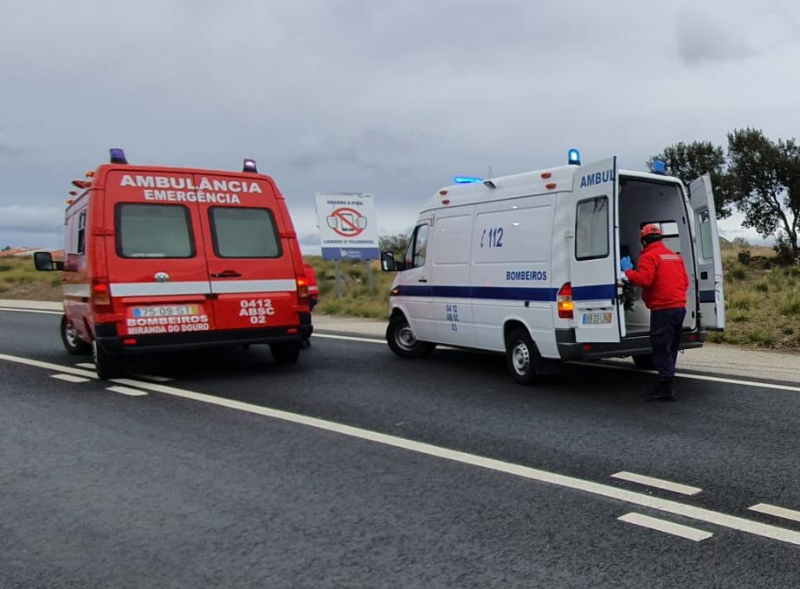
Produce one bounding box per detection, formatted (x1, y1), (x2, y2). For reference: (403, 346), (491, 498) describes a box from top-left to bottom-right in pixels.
(211, 270), (242, 278)
(418, 278), (428, 283)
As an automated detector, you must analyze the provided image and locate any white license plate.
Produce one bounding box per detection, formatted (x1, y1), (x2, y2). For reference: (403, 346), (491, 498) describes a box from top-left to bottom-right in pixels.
(582, 312), (613, 325)
(132, 305), (201, 318)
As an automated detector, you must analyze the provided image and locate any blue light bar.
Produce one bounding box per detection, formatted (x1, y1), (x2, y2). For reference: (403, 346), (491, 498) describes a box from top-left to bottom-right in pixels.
(109, 148), (128, 164)
(243, 158), (258, 173)
(568, 148), (581, 166)
(652, 159), (666, 175)
(453, 176), (482, 184)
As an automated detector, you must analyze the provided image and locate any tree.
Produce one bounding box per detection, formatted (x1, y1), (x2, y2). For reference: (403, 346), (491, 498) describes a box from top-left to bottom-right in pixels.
(648, 141), (734, 218)
(379, 234), (409, 258)
(726, 128), (800, 264)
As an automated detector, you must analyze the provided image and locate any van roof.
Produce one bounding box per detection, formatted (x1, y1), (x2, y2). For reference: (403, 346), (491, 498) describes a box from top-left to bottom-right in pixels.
(423, 165), (683, 211)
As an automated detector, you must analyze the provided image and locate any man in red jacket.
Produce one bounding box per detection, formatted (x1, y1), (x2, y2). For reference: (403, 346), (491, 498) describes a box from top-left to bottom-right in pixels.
(622, 224), (689, 401)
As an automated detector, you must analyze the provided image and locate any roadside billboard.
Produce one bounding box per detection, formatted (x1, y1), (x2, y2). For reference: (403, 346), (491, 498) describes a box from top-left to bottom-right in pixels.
(315, 192), (380, 260)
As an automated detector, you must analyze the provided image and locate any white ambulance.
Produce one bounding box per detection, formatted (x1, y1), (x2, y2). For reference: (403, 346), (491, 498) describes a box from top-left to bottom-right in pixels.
(381, 152), (725, 384)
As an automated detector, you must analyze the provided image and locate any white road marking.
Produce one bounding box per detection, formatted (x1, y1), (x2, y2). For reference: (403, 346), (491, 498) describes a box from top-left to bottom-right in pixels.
(749, 503), (800, 524)
(0, 307), (62, 316)
(51, 373), (90, 383)
(313, 333), (385, 344)
(618, 513), (713, 542)
(611, 471), (702, 496)
(76, 363), (95, 369)
(106, 385), (148, 397)
(4, 351), (800, 546)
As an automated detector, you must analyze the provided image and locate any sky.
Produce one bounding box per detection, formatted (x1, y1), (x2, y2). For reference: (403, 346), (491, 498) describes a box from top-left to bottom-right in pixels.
(2, 0), (799, 252)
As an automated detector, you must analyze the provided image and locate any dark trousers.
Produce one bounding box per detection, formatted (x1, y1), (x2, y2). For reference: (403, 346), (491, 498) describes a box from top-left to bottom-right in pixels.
(650, 308), (686, 382)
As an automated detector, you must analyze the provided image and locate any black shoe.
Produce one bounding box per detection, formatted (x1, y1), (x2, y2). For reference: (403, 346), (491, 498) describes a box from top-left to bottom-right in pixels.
(646, 381), (676, 402)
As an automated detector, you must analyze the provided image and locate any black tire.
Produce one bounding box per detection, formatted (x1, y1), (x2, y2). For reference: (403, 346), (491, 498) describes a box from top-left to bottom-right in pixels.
(271, 341), (300, 365)
(505, 328), (540, 386)
(632, 354), (656, 370)
(386, 315), (435, 358)
(93, 341), (126, 380)
(60, 315), (91, 355)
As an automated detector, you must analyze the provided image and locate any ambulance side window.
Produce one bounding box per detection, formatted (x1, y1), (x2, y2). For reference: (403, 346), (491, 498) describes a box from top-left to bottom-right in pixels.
(575, 196), (609, 260)
(76, 211), (86, 255)
(404, 224), (429, 269)
(117, 204), (195, 258)
(209, 207), (281, 258)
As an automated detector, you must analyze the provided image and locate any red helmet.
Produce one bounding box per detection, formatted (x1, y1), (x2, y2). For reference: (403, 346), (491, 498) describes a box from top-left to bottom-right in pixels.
(640, 224), (663, 240)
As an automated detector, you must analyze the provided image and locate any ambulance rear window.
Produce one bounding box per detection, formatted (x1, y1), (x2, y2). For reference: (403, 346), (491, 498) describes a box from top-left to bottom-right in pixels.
(209, 207), (281, 258)
(117, 204), (195, 258)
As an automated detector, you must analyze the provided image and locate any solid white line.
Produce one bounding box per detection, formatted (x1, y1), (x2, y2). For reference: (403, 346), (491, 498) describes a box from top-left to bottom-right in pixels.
(2, 350), (800, 545)
(313, 333), (385, 344)
(106, 385), (148, 397)
(76, 363), (95, 369)
(51, 373), (90, 384)
(612, 471), (702, 496)
(0, 307), (62, 316)
(618, 513), (713, 542)
(749, 503), (800, 524)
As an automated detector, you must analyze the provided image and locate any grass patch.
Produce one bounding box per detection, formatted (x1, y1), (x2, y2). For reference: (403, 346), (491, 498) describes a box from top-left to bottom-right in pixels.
(779, 293), (800, 317)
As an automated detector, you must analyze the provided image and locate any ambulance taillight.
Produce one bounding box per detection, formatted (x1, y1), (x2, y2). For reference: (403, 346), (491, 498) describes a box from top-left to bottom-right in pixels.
(296, 276), (309, 302)
(91, 279), (112, 309)
(557, 282), (574, 319)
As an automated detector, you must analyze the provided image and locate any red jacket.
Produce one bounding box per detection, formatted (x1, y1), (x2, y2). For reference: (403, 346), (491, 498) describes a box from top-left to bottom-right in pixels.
(625, 241), (688, 311)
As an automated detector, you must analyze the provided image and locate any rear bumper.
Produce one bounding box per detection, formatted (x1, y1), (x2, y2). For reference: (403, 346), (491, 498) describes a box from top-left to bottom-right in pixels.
(555, 328), (706, 361)
(96, 313), (313, 356)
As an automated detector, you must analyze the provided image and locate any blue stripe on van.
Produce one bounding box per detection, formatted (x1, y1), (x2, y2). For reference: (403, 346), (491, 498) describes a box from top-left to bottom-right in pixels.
(393, 285), (558, 301)
(392, 284), (619, 302)
(699, 290), (716, 303)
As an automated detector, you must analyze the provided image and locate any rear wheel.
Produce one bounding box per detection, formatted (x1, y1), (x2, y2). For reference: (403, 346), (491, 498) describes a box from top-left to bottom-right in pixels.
(93, 341), (126, 380)
(505, 328), (539, 385)
(632, 354), (656, 370)
(386, 315), (435, 358)
(271, 341), (300, 365)
(60, 315), (91, 355)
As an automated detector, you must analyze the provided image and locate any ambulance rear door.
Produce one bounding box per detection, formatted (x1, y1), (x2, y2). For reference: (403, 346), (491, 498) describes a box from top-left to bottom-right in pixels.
(688, 174), (725, 331)
(193, 173), (299, 331)
(105, 169), (217, 337)
(569, 157), (626, 343)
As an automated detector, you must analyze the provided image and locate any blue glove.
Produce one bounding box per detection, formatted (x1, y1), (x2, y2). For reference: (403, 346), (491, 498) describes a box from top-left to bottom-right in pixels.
(620, 255), (633, 272)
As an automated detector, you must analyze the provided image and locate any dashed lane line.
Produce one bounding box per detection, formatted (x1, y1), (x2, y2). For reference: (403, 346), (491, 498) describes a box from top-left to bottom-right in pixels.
(612, 471), (702, 496)
(749, 503), (800, 524)
(106, 385), (149, 397)
(76, 363), (95, 369)
(618, 513), (713, 542)
(51, 373), (90, 384)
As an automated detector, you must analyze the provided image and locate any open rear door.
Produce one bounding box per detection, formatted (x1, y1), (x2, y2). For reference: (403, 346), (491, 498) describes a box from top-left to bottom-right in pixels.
(570, 157), (625, 343)
(689, 174), (725, 331)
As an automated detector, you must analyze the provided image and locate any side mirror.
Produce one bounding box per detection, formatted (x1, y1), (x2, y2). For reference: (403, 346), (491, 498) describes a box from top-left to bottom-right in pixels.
(34, 251), (63, 271)
(380, 251), (396, 272)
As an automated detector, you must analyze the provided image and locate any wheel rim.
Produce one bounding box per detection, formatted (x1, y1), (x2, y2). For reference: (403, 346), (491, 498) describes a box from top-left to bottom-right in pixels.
(396, 325), (417, 351)
(64, 321), (79, 348)
(512, 340), (530, 375)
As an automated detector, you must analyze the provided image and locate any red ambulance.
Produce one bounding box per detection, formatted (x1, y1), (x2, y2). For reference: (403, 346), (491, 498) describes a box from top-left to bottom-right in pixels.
(35, 149), (313, 378)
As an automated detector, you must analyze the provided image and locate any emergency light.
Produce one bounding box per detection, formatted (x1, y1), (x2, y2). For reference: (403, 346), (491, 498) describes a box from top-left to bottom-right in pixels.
(453, 176), (482, 184)
(243, 159), (258, 173)
(652, 159), (667, 175)
(109, 148), (128, 164)
(568, 149), (581, 166)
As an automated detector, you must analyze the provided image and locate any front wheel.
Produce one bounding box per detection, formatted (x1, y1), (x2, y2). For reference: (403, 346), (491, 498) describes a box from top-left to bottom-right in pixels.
(271, 341), (300, 365)
(61, 315), (91, 355)
(505, 328), (540, 386)
(386, 316), (435, 358)
(93, 341), (126, 380)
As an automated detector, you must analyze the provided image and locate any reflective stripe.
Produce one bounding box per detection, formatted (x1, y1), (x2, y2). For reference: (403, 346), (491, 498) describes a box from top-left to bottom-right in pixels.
(64, 284), (91, 298)
(110, 282), (210, 296)
(211, 279), (297, 294)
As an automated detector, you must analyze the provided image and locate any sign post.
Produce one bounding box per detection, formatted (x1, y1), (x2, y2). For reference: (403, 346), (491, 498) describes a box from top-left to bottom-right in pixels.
(315, 192), (380, 298)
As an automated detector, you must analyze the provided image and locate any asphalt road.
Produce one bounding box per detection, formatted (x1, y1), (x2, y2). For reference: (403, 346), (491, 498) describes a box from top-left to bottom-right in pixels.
(2, 309), (800, 588)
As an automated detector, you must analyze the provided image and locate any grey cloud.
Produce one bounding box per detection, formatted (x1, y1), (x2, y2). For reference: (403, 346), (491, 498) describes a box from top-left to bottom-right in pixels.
(676, 8), (757, 65)
(0, 205), (63, 234)
(0, 134), (25, 158)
